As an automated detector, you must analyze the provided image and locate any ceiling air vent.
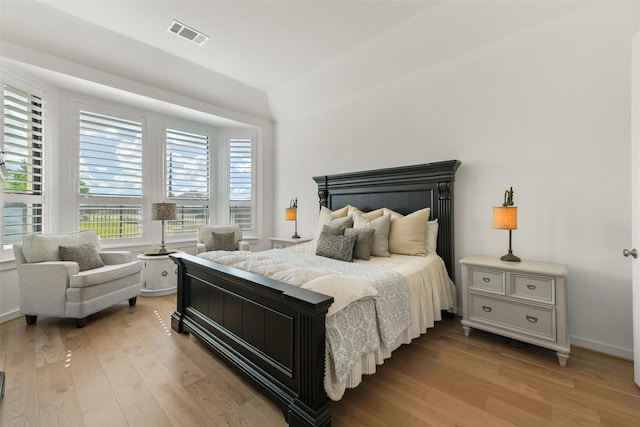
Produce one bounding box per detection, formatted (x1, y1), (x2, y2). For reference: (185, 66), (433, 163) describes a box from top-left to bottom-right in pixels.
(167, 20), (209, 46)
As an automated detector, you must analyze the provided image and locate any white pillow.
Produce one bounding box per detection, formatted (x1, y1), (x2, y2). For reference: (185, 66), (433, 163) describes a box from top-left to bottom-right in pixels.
(22, 230), (102, 263)
(353, 214), (391, 257)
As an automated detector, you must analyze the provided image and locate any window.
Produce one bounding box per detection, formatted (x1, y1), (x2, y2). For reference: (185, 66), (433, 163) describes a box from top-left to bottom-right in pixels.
(2, 84), (44, 249)
(78, 110), (143, 240)
(165, 128), (210, 236)
(228, 134), (255, 233)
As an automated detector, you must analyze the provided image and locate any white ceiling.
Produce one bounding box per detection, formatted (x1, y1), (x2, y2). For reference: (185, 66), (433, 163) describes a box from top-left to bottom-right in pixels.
(31, 0), (440, 92)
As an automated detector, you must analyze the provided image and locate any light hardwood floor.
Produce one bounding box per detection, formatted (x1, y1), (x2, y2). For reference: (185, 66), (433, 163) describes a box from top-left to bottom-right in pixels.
(1, 294), (638, 426)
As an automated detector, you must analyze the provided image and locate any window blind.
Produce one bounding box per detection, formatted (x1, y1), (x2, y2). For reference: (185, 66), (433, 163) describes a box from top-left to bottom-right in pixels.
(229, 136), (253, 231)
(79, 111), (143, 197)
(3, 84), (44, 247)
(166, 128), (209, 200)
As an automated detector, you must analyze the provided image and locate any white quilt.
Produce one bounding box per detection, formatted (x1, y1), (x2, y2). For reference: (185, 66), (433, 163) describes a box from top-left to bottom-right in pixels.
(198, 242), (455, 401)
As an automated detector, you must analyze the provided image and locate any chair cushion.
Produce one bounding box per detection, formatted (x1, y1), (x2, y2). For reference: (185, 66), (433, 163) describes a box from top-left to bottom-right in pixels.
(69, 261), (143, 288)
(22, 231), (102, 263)
(59, 243), (105, 271)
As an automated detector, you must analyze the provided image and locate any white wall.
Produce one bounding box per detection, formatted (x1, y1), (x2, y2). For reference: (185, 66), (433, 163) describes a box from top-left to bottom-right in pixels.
(271, 2), (640, 358)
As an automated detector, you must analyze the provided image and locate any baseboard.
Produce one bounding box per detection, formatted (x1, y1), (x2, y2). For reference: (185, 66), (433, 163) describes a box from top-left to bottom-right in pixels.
(570, 335), (633, 360)
(0, 309), (21, 325)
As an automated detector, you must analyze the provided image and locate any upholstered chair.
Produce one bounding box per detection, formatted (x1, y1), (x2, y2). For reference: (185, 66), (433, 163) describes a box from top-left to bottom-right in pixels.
(13, 230), (143, 328)
(196, 224), (250, 254)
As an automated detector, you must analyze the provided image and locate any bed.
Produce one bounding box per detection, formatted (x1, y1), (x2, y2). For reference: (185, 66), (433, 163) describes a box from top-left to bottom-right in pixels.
(170, 160), (461, 427)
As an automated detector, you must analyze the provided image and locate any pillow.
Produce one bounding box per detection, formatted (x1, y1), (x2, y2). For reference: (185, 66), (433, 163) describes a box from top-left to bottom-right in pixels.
(353, 214), (391, 257)
(426, 218), (439, 252)
(327, 215), (353, 229)
(345, 227), (375, 260)
(322, 224), (346, 235)
(315, 232), (357, 262)
(347, 206), (384, 220)
(316, 205), (350, 237)
(22, 230), (102, 263)
(212, 231), (237, 251)
(386, 208), (430, 256)
(59, 243), (105, 272)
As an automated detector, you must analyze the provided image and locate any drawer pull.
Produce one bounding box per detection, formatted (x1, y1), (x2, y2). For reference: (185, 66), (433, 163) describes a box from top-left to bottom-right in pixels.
(526, 284), (536, 290)
(482, 305), (492, 313)
(526, 315), (538, 323)
(482, 277), (491, 283)
(162, 270), (168, 277)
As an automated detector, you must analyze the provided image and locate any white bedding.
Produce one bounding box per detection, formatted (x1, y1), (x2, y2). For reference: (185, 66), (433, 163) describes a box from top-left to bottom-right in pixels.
(198, 240), (456, 401)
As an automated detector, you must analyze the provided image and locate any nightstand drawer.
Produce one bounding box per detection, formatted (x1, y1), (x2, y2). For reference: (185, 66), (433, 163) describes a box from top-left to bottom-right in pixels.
(510, 273), (554, 303)
(469, 267), (505, 294)
(469, 294), (556, 341)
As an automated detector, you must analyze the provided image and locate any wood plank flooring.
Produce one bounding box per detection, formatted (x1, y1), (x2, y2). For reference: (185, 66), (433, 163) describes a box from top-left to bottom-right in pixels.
(1, 294), (638, 426)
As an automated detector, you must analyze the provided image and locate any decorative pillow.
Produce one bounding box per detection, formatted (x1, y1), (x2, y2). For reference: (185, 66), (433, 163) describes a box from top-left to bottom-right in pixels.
(315, 232), (357, 262)
(347, 206), (384, 220)
(322, 224), (346, 235)
(22, 230), (102, 263)
(212, 231), (237, 251)
(59, 243), (105, 272)
(426, 218), (439, 252)
(316, 205), (350, 237)
(345, 227), (376, 260)
(386, 207), (430, 256)
(353, 214), (391, 257)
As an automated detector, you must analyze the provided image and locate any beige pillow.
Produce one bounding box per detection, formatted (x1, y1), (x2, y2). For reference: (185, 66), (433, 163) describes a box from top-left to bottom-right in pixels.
(386, 207), (431, 256)
(353, 214), (391, 257)
(347, 206), (384, 220)
(316, 205), (350, 237)
(426, 219), (439, 252)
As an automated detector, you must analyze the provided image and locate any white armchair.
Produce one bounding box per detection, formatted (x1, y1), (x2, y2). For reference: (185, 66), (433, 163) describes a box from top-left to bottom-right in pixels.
(13, 230), (143, 328)
(196, 224), (250, 254)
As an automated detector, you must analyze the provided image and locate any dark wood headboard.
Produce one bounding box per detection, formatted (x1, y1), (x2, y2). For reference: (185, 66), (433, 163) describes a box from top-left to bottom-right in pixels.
(313, 160), (461, 281)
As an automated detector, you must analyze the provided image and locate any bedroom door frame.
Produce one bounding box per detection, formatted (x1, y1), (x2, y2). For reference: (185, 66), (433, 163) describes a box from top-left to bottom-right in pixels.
(631, 30), (640, 388)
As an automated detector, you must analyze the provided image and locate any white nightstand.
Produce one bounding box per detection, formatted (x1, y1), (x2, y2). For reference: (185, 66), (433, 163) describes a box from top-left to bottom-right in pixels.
(137, 253), (178, 297)
(460, 256), (570, 366)
(269, 237), (313, 249)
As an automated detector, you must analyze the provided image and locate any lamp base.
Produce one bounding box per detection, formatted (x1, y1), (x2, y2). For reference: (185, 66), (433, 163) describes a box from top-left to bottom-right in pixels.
(144, 248), (177, 256)
(500, 252), (521, 262)
(291, 233), (301, 239)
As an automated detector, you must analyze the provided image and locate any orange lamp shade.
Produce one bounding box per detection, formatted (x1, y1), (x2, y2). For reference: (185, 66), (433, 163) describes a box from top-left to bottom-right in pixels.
(286, 207), (297, 221)
(493, 206), (517, 230)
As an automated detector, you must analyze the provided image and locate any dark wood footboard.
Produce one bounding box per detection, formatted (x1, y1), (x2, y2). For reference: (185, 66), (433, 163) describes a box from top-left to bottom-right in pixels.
(170, 253), (334, 427)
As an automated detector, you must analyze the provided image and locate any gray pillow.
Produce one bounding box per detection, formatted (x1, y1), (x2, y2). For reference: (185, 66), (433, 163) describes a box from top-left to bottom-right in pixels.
(345, 227), (375, 260)
(315, 232), (357, 262)
(322, 224), (346, 235)
(59, 243), (105, 271)
(212, 231), (236, 251)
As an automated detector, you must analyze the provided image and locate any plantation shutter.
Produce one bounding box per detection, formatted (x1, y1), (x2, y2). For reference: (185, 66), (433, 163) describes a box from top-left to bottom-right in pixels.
(229, 136), (253, 231)
(3, 84), (44, 246)
(78, 110), (143, 240)
(79, 111), (143, 197)
(166, 128), (210, 236)
(166, 128), (209, 200)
